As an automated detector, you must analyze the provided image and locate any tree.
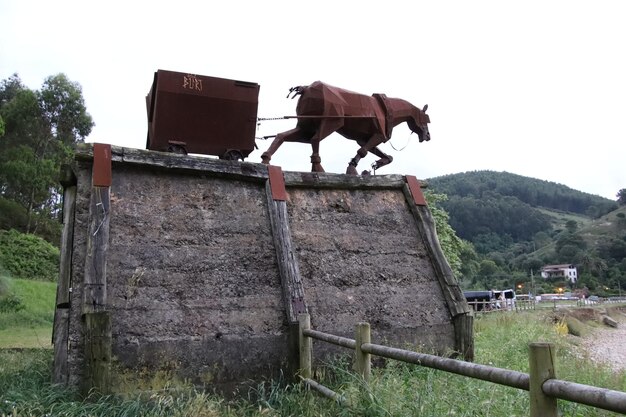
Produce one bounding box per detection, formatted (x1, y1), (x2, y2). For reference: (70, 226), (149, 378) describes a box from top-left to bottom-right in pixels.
(425, 191), (477, 279)
(0, 73), (93, 241)
(565, 220), (578, 233)
(618, 189), (626, 206)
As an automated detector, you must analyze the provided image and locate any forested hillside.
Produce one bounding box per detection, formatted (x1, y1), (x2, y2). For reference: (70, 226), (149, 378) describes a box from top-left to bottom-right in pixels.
(427, 171), (625, 295)
(427, 171), (617, 247)
(428, 171), (617, 217)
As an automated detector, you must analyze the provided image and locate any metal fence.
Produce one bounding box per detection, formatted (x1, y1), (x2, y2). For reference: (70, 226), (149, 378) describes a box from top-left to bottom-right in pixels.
(466, 299), (536, 313)
(297, 313), (626, 416)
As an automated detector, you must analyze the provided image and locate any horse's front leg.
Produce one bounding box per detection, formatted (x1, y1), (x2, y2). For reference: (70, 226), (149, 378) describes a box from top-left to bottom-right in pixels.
(261, 127), (303, 164)
(346, 135), (384, 175)
(369, 145), (393, 171)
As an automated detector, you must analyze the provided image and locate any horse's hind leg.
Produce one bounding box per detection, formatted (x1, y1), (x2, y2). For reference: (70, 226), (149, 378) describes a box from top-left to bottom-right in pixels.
(261, 127), (304, 164)
(310, 139), (324, 172)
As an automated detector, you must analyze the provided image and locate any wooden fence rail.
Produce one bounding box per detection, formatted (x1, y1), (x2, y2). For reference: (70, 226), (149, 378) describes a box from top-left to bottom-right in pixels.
(297, 313), (626, 416)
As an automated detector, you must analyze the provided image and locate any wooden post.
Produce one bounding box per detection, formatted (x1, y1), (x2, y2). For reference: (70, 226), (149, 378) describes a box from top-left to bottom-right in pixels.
(52, 172), (77, 384)
(82, 186), (110, 313)
(82, 311), (111, 397)
(354, 322), (371, 382)
(453, 313), (474, 361)
(52, 308), (70, 384)
(529, 342), (558, 417)
(298, 313), (312, 379)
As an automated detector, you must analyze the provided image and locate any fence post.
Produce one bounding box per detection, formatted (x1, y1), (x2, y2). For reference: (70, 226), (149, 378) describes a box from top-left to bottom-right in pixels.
(354, 322), (371, 382)
(298, 313), (312, 379)
(529, 342), (558, 417)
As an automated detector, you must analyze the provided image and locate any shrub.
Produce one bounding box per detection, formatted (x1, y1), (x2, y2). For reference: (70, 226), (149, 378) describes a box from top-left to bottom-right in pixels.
(0, 229), (59, 281)
(0, 274), (25, 313)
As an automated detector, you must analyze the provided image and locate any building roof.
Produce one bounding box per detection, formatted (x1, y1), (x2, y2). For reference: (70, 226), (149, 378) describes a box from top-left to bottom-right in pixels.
(541, 264), (575, 270)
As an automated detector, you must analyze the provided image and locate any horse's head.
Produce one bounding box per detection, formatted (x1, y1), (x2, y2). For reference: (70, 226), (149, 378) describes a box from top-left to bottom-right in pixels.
(408, 104), (431, 142)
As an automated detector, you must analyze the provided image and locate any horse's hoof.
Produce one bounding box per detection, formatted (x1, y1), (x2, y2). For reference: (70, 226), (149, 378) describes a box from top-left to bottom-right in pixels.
(261, 155), (270, 165)
(346, 165), (358, 176)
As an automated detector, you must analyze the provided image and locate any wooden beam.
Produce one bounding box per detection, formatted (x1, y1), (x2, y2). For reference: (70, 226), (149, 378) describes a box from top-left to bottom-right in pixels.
(52, 308), (70, 384)
(401, 184), (470, 318)
(81, 311), (112, 397)
(265, 181), (307, 323)
(82, 186), (110, 313)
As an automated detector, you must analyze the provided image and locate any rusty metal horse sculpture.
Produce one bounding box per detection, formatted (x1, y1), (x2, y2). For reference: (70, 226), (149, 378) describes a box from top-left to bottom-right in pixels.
(261, 81), (430, 174)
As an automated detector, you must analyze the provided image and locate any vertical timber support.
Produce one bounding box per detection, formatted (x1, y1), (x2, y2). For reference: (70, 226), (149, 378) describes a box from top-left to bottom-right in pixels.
(529, 342), (558, 417)
(265, 165), (308, 379)
(354, 322), (371, 382)
(453, 313), (474, 361)
(53, 165), (77, 384)
(402, 176), (473, 361)
(82, 311), (112, 397)
(298, 313), (312, 379)
(81, 143), (112, 396)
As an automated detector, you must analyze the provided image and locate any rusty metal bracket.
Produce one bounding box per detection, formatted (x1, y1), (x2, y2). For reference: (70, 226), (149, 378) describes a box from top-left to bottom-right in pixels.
(291, 296), (307, 316)
(405, 175), (427, 206)
(268, 165), (287, 201)
(92, 143), (112, 187)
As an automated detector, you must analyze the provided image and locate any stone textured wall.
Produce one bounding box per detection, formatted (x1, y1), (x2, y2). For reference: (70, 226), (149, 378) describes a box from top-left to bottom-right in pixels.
(62, 148), (463, 392)
(287, 188), (455, 354)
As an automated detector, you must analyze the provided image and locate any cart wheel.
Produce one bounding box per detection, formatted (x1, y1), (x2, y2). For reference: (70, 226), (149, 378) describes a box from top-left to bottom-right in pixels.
(221, 150), (244, 161)
(167, 144), (187, 154)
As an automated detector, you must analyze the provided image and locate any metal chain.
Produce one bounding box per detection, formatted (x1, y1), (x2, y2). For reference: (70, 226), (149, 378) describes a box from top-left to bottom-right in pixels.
(257, 116), (289, 121)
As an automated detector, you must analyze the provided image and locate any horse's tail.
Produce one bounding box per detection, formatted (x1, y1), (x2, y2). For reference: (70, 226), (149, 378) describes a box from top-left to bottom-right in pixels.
(287, 85), (306, 99)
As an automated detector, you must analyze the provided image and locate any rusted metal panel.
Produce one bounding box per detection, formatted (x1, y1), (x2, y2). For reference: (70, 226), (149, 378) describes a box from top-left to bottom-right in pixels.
(268, 165), (287, 201)
(92, 143), (112, 187)
(405, 175), (427, 206)
(146, 69), (259, 159)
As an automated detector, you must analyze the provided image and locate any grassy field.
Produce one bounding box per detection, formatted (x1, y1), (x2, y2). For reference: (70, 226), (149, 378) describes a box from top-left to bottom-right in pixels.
(0, 276), (56, 348)
(2, 305), (625, 416)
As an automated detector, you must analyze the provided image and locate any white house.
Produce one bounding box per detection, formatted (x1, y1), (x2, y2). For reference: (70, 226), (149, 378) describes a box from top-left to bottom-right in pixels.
(540, 264), (577, 283)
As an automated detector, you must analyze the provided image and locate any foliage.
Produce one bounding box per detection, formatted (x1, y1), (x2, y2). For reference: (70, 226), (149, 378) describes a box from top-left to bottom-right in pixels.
(424, 191), (479, 281)
(0, 229), (59, 281)
(438, 192), (553, 247)
(617, 189), (626, 206)
(0, 274), (25, 313)
(2, 310), (624, 416)
(0, 277), (56, 347)
(428, 170), (617, 217)
(427, 171), (626, 293)
(0, 73), (93, 244)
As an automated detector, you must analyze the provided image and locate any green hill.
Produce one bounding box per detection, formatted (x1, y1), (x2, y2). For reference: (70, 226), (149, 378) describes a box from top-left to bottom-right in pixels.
(427, 170), (617, 248)
(426, 170), (624, 293)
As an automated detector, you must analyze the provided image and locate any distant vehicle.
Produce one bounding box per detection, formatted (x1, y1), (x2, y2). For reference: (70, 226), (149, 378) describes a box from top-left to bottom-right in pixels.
(464, 289), (517, 311)
(493, 289), (517, 310)
(463, 290), (495, 311)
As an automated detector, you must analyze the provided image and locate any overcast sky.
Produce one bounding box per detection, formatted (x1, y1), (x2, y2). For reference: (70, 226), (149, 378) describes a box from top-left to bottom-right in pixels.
(1, 0), (624, 200)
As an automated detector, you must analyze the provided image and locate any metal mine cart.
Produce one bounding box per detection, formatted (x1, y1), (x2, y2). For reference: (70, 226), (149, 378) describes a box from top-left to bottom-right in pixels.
(146, 69), (260, 160)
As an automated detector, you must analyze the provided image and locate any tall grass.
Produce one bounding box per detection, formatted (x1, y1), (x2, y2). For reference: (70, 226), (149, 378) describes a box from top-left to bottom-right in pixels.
(0, 276), (56, 348)
(1, 310), (624, 416)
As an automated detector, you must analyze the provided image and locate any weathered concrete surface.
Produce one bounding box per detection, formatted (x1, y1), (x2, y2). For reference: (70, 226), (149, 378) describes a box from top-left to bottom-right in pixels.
(287, 188), (455, 356)
(59, 146), (466, 393)
(67, 163), (287, 390)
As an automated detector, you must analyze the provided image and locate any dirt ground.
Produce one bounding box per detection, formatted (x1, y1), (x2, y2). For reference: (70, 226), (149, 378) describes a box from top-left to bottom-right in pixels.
(577, 307), (626, 372)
